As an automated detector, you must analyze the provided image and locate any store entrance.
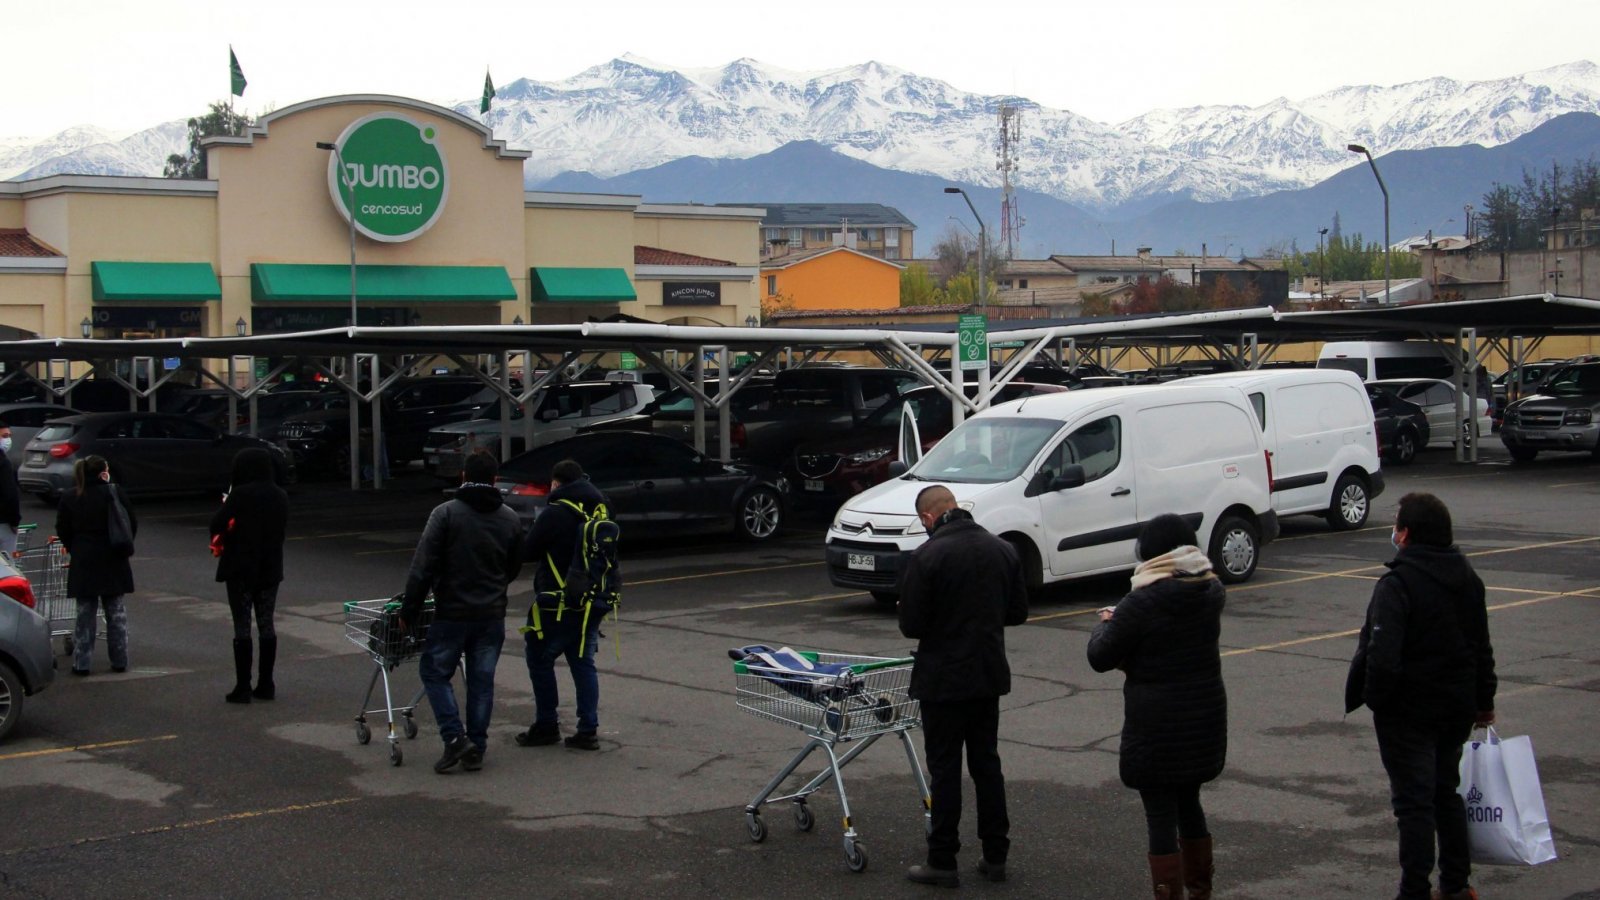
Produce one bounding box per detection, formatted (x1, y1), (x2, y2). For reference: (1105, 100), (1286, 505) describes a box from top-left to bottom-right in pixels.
(89, 305), (205, 339)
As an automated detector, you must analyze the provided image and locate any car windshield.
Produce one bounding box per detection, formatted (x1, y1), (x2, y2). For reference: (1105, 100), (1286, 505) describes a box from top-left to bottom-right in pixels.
(909, 417), (1060, 484)
(33, 423), (76, 442)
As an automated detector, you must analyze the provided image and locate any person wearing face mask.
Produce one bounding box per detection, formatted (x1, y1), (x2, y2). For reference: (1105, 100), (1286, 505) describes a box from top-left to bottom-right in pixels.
(898, 485), (1029, 888)
(0, 420), (19, 556)
(1346, 492), (1496, 900)
(1087, 513), (1226, 900)
(55, 455), (137, 675)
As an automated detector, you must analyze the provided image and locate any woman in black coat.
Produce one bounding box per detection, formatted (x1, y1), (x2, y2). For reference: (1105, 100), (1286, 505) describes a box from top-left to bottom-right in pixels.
(56, 455), (137, 676)
(1087, 514), (1227, 900)
(211, 448), (289, 703)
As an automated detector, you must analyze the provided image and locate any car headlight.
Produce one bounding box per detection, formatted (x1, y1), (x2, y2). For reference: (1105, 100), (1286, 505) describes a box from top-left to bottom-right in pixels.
(844, 447), (891, 465)
(301, 422), (330, 434)
(1562, 409), (1593, 426)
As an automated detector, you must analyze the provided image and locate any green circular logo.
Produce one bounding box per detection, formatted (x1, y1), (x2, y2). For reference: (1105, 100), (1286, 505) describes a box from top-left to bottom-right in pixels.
(326, 113), (449, 242)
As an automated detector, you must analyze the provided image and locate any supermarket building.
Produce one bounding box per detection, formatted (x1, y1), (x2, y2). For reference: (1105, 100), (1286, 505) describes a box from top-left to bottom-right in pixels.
(0, 95), (762, 341)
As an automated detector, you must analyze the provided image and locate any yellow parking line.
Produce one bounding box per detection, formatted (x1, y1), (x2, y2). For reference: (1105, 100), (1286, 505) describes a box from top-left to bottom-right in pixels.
(737, 591), (862, 610)
(1274, 525), (1389, 542)
(2, 797), (361, 857)
(355, 547), (414, 556)
(0, 734), (178, 762)
(1466, 535), (1600, 558)
(1549, 480), (1600, 488)
(1027, 607), (1100, 623)
(636, 560), (821, 588)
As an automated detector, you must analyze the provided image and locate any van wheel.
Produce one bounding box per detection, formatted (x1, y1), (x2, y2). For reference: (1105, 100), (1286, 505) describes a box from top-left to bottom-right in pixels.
(1388, 428), (1418, 465)
(1326, 474), (1370, 531)
(1209, 515), (1259, 584)
(870, 591), (898, 611)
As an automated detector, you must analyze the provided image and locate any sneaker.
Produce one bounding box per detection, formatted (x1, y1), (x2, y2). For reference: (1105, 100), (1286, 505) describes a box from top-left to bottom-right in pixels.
(977, 858), (1007, 882)
(515, 724), (561, 747)
(906, 864), (959, 888)
(461, 747), (484, 771)
(564, 732), (600, 751)
(433, 735), (472, 773)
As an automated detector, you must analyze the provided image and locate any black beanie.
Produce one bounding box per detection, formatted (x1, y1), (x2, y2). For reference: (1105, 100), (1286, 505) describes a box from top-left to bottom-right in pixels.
(1136, 513), (1198, 562)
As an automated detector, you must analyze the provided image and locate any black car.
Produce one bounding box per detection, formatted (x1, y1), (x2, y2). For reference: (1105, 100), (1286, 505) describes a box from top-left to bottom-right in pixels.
(495, 431), (787, 542)
(1366, 385), (1430, 465)
(276, 376), (495, 474)
(19, 412), (294, 501)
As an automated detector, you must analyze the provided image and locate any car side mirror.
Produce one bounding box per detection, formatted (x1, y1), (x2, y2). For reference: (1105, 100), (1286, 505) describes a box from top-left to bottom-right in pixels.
(886, 460), (908, 478)
(1049, 464), (1086, 492)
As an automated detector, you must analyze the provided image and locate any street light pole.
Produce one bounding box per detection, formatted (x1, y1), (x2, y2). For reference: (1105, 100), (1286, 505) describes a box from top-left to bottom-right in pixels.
(1347, 144), (1390, 304)
(315, 141), (358, 326)
(944, 187), (987, 308)
(1317, 227), (1329, 300)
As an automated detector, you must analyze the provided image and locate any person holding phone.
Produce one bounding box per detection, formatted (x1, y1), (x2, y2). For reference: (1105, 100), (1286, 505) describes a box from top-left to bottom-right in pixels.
(212, 447), (289, 703)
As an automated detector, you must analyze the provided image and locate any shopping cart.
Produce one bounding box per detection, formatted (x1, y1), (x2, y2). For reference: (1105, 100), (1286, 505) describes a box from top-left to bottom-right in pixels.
(731, 644), (931, 873)
(343, 597), (433, 766)
(13, 526), (76, 654)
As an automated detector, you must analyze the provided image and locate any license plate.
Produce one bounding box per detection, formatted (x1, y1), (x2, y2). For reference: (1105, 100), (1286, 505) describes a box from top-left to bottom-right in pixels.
(805, 479), (824, 492)
(846, 553), (876, 572)
(27, 451), (45, 465)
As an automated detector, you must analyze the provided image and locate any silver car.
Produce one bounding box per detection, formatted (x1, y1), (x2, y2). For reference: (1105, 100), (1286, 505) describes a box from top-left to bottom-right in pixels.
(1, 555), (56, 742)
(1499, 361), (1600, 462)
(423, 381), (655, 479)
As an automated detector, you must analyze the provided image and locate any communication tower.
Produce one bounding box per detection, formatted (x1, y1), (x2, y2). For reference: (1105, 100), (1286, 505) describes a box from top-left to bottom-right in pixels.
(997, 104), (1023, 257)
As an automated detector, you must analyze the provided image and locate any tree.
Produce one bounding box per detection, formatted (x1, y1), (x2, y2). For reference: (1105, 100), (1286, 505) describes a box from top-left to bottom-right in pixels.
(760, 291), (796, 323)
(899, 263), (943, 306)
(1478, 155), (1600, 251)
(164, 101), (252, 179)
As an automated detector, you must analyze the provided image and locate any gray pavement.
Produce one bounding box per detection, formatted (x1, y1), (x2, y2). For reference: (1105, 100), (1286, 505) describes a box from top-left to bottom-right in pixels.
(2, 448), (1598, 898)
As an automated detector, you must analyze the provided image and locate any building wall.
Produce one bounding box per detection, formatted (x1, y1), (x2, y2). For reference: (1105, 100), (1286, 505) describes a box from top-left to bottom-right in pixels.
(0, 199), (22, 229)
(0, 273), (56, 336)
(638, 214), (759, 267)
(764, 251), (900, 310)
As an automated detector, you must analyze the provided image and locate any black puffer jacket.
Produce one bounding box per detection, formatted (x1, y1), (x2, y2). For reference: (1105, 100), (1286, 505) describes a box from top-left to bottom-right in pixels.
(401, 483), (523, 623)
(897, 510), (1029, 702)
(211, 482), (289, 588)
(1087, 574), (1227, 789)
(1345, 544), (1495, 723)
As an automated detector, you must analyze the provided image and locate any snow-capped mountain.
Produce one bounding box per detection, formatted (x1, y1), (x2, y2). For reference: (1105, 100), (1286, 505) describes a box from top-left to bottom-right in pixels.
(5, 57), (1597, 213)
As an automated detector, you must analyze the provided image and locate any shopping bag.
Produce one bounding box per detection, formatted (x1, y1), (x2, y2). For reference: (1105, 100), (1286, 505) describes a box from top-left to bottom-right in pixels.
(1457, 726), (1558, 865)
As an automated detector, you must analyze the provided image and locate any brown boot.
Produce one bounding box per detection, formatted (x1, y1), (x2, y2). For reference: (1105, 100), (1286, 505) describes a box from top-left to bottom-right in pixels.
(1179, 836), (1213, 900)
(1148, 852), (1184, 899)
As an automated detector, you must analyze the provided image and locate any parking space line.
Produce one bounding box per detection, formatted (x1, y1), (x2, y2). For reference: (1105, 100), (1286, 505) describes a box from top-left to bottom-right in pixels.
(0, 734), (177, 763)
(1466, 535), (1600, 558)
(736, 590), (862, 610)
(636, 560), (820, 588)
(1, 797), (361, 857)
(1549, 479), (1600, 488)
(355, 547), (414, 556)
(1273, 525), (1389, 542)
(1028, 607), (1099, 622)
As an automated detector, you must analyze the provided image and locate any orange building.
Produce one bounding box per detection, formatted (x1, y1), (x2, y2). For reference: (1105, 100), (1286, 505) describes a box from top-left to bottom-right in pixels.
(761, 246), (904, 313)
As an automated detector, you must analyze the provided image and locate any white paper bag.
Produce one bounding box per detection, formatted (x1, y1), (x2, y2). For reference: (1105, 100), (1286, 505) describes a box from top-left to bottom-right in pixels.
(1457, 726), (1558, 866)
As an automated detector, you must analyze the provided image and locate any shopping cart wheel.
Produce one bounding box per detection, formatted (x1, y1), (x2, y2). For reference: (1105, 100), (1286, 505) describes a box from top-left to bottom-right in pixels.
(355, 720), (372, 745)
(745, 812), (766, 843)
(793, 801), (814, 832)
(389, 744), (403, 767)
(402, 714), (418, 740)
(844, 839), (868, 873)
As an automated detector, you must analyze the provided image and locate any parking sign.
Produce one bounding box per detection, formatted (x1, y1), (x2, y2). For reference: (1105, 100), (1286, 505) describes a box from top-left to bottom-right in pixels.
(958, 315), (988, 371)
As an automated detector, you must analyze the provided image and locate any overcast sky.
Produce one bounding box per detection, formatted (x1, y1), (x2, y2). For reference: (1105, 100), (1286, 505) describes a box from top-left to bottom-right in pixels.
(7, 0), (1597, 138)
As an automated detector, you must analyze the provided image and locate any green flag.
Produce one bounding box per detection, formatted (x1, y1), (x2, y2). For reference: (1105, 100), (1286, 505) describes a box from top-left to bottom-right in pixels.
(480, 71), (495, 114)
(229, 46), (247, 97)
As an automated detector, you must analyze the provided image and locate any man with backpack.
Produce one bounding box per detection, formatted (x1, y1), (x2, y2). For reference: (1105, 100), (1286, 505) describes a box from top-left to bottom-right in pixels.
(516, 458), (618, 751)
(400, 450), (524, 774)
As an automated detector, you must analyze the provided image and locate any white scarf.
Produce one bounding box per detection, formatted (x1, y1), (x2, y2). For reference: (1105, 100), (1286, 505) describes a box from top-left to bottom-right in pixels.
(1129, 545), (1214, 590)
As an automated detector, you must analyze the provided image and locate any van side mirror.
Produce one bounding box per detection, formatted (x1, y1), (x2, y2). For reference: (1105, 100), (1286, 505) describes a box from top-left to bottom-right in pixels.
(1050, 464), (1087, 492)
(886, 460), (908, 478)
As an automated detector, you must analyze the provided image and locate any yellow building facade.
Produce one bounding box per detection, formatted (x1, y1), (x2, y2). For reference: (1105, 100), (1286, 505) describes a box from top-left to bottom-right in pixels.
(0, 95), (762, 341)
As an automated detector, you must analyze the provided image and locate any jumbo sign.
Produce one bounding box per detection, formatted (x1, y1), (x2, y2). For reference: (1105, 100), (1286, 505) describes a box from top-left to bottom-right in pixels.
(325, 113), (449, 242)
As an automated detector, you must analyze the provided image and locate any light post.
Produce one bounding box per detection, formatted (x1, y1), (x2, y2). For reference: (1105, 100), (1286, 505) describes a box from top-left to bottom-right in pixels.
(944, 187), (987, 308)
(745, 315), (759, 328)
(1347, 143), (1390, 304)
(1317, 227), (1329, 300)
(315, 141), (358, 326)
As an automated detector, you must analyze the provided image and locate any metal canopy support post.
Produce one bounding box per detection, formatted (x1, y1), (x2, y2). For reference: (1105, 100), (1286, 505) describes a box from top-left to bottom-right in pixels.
(1239, 333), (1259, 370)
(1457, 328), (1479, 463)
(717, 346), (732, 463)
(368, 354), (384, 490)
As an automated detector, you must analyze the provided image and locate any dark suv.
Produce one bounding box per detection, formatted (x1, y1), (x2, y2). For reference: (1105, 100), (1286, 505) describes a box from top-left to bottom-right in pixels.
(1499, 361), (1600, 461)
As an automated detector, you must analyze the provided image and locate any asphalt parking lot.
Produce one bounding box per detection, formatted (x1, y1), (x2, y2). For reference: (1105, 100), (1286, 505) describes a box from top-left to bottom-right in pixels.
(2, 446), (1598, 899)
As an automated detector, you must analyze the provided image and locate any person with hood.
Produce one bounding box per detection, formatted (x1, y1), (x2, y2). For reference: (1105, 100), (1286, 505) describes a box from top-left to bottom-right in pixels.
(212, 447), (289, 704)
(1087, 513), (1226, 900)
(56, 455), (137, 675)
(515, 458), (612, 751)
(898, 485), (1029, 888)
(400, 449), (523, 774)
(1346, 492), (1496, 900)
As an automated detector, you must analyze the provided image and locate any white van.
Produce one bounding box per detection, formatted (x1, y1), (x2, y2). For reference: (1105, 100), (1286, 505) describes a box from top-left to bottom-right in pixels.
(1178, 370), (1384, 530)
(825, 383), (1279, 607)
(1316, 341), (1457, 382)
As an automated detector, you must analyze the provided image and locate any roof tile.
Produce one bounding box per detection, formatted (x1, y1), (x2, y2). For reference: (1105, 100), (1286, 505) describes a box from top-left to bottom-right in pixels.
(634, 245), (735, 266)
(0, 229), (61, 258)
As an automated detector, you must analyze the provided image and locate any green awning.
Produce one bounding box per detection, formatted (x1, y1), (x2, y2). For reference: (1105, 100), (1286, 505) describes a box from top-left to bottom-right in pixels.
(91, 262), (220, 301)
(530, 267), (636, 303)
(251, 263), (517, 302)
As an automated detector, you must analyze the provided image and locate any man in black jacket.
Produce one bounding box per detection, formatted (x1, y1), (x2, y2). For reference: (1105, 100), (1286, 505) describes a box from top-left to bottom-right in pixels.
(899, 485), (1029, 887)
(401, 450), (523, 773)
(1347, 492), (1496, 900)
(514, 458), (611, 751)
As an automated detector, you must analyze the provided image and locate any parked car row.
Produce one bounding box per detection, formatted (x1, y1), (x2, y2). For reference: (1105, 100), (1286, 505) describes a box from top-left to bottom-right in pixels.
(1499, 359), (1600, 461)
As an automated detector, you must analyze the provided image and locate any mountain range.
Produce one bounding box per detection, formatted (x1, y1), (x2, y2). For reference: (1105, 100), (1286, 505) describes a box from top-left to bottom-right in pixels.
(4, 56), (1598, 255)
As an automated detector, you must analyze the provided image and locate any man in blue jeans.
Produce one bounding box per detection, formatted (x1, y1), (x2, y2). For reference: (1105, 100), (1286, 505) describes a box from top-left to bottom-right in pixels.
(515, 459), (610, 751)
(401, 450), (523, 773)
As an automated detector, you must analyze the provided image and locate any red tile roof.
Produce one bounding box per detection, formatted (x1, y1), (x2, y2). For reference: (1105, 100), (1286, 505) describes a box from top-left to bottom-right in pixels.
(0, 229), (61, 257)
(634, 245), (735, 266)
